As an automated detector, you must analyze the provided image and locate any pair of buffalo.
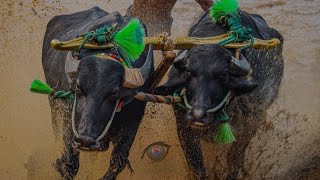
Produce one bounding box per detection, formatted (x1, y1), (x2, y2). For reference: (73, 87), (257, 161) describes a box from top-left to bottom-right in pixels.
(43, 6), (283, 180)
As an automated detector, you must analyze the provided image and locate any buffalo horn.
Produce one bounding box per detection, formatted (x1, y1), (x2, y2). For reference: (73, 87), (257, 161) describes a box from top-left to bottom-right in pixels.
(230, 53), (251, 77)
(122, 45), (154, 88)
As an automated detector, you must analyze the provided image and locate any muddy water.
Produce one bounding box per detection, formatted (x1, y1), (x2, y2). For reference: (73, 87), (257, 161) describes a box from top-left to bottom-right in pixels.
(0, 0), (319, 179)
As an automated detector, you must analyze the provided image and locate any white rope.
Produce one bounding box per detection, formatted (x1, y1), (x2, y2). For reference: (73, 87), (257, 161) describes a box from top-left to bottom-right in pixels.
(96, 99), (119, 141)
(71, 96), (119, 141)
(181, 88), (231, 113)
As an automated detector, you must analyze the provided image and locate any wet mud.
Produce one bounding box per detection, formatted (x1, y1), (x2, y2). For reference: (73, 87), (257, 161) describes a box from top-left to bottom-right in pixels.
(0, 0), (319, 179)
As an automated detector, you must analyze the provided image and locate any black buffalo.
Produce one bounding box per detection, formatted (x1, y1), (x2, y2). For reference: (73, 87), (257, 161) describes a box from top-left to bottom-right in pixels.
(156, 11), (284, 179)
(43, 7), (153, 179)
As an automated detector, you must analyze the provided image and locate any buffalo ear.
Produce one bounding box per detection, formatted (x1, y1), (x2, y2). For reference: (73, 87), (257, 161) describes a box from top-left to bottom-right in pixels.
(227, 76), (258, 96)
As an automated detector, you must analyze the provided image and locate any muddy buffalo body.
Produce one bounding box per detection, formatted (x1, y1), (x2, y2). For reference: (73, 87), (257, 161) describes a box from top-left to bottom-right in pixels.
(156, 11), (284, 179)
(42, 7), (153, 179)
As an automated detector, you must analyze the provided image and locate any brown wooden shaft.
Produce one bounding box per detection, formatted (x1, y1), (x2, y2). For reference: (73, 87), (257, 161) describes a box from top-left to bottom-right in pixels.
(150, 51), (176, 91)
(51, 36), (280, 51)
(235, 49), (240, 59)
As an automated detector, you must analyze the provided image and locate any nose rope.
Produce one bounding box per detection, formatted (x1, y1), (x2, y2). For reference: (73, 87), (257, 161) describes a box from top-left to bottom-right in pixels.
(180, 88), (231, 113)
(71, 95), (120, 141)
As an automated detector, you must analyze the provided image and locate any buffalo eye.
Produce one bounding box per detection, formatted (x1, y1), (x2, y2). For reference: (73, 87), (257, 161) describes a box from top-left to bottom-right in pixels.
(184, 71), (192, 80)
(111, 88), (119, 97)
(219, 70), (229, 80)
(184, 67), (194, 79)
(75, 83), (83, 96)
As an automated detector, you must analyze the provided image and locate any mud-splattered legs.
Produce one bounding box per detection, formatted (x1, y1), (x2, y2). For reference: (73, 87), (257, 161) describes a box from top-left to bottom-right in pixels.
(54, 123), (80, 180)
(100, 129), (138, 180)
(51, 100), (80, 180)
(55, 145), (79, 180)
(99, 102), (145, 180)
(175, 110), (206, 179)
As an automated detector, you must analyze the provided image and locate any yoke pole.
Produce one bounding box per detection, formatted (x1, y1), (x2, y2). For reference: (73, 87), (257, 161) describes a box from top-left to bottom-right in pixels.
(150, 51), (176, 91)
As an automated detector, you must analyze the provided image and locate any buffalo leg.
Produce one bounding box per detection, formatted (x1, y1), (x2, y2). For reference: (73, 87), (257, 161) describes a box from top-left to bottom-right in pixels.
(100, 129), (137, 180)
(55, 145), (80, 180)
(52, 100), (80, 180)
(99, 101), (145, 180)
(54, 125), (79, 180)
(175, 110), (206, 179)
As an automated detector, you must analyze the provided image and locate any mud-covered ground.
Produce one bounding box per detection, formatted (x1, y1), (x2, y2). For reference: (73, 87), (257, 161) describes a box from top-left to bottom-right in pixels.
(0, 0), (319, 179)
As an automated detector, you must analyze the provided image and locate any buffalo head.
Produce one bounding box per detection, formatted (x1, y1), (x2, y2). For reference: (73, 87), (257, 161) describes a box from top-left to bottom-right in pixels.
(157, 44), (257, 127)
(71, 45), (153, 150)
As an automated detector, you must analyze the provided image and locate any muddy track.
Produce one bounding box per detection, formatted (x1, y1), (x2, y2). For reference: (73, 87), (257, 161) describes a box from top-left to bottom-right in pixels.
(0, 0), (319, 179)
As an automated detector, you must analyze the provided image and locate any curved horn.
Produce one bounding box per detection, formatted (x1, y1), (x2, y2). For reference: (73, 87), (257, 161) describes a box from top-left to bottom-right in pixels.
(229, 53), (251, 76)
(122, 45), (154, 88)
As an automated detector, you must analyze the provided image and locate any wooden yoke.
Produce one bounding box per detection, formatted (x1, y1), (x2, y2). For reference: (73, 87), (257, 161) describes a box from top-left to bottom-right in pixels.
(50, 33), (280, 91)
(51, 33), (280, 51)
(143, 35), (280, 50)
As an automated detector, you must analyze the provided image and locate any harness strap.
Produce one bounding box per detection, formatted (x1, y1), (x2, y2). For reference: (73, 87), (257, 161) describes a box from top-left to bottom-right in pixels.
(94, 53), (128, 67)
(71, 95), (120, 141)
(178, 88), (232, 113)
(95, 53), (145, 89)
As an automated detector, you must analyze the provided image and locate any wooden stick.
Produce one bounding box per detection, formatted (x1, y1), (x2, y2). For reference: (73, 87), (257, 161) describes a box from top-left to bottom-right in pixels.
(150, 51), (176, 91)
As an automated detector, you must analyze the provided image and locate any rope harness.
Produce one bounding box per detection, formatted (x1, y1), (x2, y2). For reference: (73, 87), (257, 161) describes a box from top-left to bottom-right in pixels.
(71, 95), (120, 141)
(176, 89), (232, 113)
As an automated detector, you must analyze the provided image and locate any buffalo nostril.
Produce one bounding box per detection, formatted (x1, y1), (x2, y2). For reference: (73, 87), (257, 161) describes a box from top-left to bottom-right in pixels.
(191, 109), (206, 121)
(76, 135), (95, 147)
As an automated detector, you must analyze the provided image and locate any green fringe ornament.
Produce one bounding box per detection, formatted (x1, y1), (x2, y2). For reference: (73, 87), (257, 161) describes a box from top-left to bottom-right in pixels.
(215, 111), (236, 144)
(30, 79), (74, 101)
(79, 18), (146, 66)
(30, 79), (53, 94)
(210, 0), (239, 23)
(113, 18), (146, 64)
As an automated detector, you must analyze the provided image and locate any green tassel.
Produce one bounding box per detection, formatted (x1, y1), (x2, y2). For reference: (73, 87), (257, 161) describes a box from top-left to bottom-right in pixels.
(210, 0), (239, 23)
(113, 18), (145, 62)
(215, 111), (236, 144)
(215, 122), (236, 144)
(30, 79), (53, 94)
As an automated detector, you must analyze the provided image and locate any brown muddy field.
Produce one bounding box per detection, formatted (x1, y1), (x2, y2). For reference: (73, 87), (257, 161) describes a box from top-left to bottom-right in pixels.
(0, 0), (319, 179)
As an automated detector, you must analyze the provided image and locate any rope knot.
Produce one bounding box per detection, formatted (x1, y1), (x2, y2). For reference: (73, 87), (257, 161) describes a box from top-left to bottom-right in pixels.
(52, 90), (75, 101)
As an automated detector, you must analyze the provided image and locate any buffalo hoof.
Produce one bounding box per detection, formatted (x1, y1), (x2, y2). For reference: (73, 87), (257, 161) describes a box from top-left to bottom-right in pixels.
(99, 170), (116, 180)
(54, 150), (79, 180)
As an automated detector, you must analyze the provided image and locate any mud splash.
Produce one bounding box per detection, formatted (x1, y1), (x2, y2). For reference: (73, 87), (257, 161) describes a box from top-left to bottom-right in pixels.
(0, 0), (319, 179)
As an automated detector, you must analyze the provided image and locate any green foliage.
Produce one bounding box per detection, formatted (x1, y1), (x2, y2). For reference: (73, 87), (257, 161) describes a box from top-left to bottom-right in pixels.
(210, 0), (239, 23)
(113, 18), (145, 62)
(215, 122), (236, 144)
(30, 79), (53, 94)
